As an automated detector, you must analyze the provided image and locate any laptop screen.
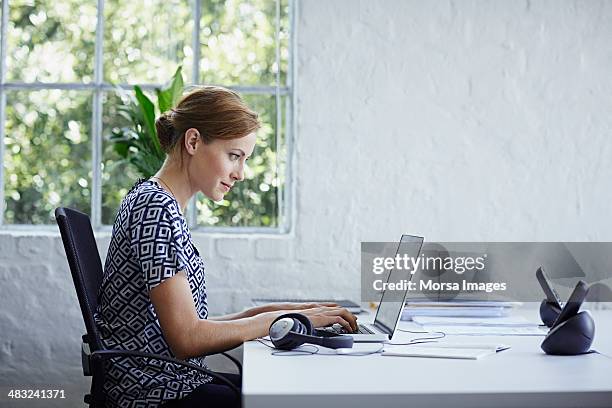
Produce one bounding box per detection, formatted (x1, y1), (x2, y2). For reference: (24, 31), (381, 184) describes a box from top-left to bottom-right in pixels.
(373, 234), (424, 336)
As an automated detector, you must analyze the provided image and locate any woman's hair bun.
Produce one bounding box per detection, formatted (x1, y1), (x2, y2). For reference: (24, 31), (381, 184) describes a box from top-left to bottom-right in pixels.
(153, 87), (260, 157)
(155, 112), (176, 153)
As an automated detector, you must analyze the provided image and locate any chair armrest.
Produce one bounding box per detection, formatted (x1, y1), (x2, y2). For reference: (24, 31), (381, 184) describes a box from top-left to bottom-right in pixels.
(90, 349), (240, 397)
(82, 338), (240, 375)
(82, 341), (92, 376)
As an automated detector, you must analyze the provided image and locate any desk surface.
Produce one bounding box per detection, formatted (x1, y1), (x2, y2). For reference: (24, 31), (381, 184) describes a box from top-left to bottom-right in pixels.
(243, 309), (612, 408)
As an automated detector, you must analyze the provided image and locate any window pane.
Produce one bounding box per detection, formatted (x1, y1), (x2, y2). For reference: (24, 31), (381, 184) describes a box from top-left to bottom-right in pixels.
(3, 90), (92, 224)
(7, 0), (97, 83)
(279, 0), (290, 86)
(196, 94), (285, 227)
(200, 0), (289, 86)
(100, 91), (144, 225)
(104, 0), (194, 84)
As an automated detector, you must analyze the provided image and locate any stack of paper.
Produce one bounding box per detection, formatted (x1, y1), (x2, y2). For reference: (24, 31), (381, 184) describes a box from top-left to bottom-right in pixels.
(418, 326), (546, 336)
(402, 300), (521, 320)
(412, 316), (536, 326)
(411, 315), (547, 336)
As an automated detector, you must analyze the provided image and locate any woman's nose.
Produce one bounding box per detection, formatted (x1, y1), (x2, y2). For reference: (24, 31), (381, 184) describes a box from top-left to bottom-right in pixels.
(231, 165), (245, 182)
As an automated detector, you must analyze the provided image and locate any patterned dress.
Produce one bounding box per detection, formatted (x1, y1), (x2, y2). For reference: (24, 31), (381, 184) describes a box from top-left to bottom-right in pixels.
(94, 179), (211, 407)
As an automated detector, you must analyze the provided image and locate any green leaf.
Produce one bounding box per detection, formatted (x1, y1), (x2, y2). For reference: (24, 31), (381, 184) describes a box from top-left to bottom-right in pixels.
(134, 85), (163, 156)
(156, 65), (184, 114)
(113, 141), (130, 158)
(117, 108), (136, 124)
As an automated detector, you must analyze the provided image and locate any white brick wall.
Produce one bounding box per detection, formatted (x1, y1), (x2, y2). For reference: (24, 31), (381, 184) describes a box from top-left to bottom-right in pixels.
(2, 1), (612, 405)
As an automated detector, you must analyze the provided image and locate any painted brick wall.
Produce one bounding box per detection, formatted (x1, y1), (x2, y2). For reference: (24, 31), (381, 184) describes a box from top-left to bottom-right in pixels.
(1, 1), (612, 405)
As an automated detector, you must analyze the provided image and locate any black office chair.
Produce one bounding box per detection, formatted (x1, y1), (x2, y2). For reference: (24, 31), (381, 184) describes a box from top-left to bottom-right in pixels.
(55, 207), (241, 407)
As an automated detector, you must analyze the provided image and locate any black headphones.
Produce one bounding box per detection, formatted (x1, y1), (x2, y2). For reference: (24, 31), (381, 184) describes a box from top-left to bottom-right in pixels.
(269, 313), (354, 350)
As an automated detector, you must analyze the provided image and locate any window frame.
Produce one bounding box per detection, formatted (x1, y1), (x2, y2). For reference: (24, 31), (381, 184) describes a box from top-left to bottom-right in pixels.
(0, 0), (296, 234)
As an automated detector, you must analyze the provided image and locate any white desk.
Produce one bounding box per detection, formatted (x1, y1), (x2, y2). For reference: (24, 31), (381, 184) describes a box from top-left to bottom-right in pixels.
(242, 309), (612, 408)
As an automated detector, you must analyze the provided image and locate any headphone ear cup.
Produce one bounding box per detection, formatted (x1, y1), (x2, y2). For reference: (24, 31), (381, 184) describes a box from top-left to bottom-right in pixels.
(290, 313), (314, 335)
(269, 313), (314, 350)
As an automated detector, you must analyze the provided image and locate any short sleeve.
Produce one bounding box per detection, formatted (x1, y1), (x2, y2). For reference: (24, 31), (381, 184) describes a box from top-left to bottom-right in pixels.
(129, 202), (189, 292)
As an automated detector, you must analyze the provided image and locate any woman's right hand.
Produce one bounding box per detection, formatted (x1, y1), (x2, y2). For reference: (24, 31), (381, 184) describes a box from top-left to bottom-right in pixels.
(298, 306), (358, 332)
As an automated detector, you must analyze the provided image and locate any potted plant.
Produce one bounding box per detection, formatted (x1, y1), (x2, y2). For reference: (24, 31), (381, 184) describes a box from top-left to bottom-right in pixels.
(108, 66), (184, 178)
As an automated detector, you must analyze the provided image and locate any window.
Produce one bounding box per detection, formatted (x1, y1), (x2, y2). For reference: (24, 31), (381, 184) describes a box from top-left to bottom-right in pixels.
(0, 0), (294, 232)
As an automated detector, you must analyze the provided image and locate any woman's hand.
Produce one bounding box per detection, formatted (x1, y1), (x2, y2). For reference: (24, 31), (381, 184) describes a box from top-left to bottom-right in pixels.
(297, 306), (358, 332)
(241, 302), (338, 318)
(212, 302), (341, 322)
(256, 304), (357, 332)
(263, 302), (339, 313)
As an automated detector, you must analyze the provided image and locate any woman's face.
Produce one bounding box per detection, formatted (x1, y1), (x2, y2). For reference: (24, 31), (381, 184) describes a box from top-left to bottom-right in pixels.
(187, 130), (257, 202)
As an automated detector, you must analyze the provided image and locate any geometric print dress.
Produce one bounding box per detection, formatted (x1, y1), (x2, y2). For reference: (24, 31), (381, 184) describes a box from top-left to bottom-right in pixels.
(94, 179), (211, 407)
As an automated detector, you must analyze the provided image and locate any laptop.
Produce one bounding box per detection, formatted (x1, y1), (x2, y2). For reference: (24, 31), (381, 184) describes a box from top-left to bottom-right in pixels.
(322, 234), (425, 342)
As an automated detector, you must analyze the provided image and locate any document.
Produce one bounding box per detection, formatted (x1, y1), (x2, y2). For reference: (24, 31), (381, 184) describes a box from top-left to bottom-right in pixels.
(382, 345), (500, 360)
(401, 300), (522, 319)
(405, 301), (522, 308)
(402, 307), (511, 318)
(410, 315), (547, 335)
(422, 325), (547, 336)
(412, 316), (538, 327)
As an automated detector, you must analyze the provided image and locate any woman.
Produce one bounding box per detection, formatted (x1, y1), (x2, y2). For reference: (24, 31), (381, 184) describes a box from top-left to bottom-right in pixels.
(95, 86), (357, 408)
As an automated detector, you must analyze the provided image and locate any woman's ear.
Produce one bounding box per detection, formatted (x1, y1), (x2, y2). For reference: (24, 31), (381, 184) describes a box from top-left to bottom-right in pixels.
(183, 128), (201, 155)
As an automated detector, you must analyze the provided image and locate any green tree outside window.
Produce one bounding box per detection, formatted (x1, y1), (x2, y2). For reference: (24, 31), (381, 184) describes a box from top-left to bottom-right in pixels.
(2, 0), (291, 229)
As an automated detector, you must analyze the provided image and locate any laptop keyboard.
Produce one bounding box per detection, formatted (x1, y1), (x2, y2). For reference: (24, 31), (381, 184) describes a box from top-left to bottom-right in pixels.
(325, 324), (375, 335)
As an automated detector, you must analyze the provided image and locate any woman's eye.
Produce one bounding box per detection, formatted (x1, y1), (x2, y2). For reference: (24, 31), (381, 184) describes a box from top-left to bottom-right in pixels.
(229, 153), (240, 160)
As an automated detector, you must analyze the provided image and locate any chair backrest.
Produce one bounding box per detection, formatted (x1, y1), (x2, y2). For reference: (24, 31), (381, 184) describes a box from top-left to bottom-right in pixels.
(55, 207), (104, 351)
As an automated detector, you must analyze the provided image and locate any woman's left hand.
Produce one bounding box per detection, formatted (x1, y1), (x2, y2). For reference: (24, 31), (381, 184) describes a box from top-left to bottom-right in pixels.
(248, 302), (339, 316)
(269, 302), (339, 312)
